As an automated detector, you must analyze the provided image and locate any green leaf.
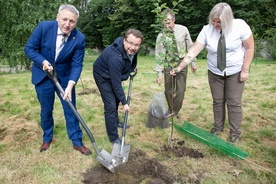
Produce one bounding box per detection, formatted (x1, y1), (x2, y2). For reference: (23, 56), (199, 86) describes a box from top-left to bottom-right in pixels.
(172, 1), (178, 7)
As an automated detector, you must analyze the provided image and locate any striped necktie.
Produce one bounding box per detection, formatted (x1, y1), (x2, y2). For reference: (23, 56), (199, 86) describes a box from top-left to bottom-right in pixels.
(55, 34), (68, 60)
(60, 34), (68, 48)
(217, 31), (226, 71)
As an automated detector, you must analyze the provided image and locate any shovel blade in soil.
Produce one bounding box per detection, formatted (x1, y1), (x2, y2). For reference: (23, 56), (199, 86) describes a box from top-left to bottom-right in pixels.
(111, 143), (130, 165)
(96, 149), (117, 173)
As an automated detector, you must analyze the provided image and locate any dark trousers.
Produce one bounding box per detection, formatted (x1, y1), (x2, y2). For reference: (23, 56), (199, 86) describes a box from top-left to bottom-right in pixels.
(35, 78), (83, 147)
(93, 71), (120, 142)
(164, 66), (188, 115)
(208, 70), (245, 136)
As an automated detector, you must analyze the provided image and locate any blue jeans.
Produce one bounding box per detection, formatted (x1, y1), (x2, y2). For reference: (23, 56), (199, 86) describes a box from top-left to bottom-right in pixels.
(93, 71), (120, 142)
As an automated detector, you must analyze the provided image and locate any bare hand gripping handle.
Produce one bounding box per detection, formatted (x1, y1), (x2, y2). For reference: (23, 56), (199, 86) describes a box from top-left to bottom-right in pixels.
(44, 69), (101, 155)
(45, 69), (117, 173)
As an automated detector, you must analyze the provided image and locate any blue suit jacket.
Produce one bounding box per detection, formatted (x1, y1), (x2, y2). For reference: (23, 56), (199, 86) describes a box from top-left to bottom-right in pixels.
(24, 21), (85, 86)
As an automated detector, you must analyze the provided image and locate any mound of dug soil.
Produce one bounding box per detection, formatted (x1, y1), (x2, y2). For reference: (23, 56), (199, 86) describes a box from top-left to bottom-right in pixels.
(160, 140), (204, 158)
(83, 140), (204, 183)
(83, 148), (178, 184)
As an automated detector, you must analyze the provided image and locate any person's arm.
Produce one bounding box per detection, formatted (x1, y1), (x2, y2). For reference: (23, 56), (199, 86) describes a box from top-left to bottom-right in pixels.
(109, 56), (128, 105)
(24, 22), (49, 68)
(185, 29), (198, 73)
(155, 64), (164, 85)
(172, 41), (205, 74)
(240, 34), (254, 82)
(63, 33), (86, 100)
(155, 34), (165, 85)
(185, 27), (194, 53)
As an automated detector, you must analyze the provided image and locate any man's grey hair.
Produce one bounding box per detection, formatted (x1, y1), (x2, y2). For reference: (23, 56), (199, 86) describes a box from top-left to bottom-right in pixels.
(164, 9), (175, 21)
(58, 4), (79, 18)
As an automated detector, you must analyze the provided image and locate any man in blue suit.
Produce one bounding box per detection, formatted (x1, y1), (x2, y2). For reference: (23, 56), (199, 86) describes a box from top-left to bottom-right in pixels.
(24, 4), (91, 155)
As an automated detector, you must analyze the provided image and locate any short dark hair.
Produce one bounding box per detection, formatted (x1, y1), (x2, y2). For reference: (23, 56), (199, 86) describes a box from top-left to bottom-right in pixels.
(124, 29), (144, 42)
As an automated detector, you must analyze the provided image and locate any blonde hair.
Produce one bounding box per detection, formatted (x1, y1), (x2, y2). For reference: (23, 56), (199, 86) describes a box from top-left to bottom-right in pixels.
(208, 2), (234, 36)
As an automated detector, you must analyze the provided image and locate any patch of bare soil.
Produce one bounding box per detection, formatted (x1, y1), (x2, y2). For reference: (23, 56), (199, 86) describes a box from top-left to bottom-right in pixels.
(77, 88), (99, 95)
(83, 140), (204, 184)
(159, 140), (204, 159)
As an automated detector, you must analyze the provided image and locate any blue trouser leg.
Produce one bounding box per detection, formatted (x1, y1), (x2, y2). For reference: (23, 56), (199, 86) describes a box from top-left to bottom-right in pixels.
(35, 79), (55, 143)
(93, 72), (119, 142)
(56, 86), (83, 147)
(35, 78), (83, 146)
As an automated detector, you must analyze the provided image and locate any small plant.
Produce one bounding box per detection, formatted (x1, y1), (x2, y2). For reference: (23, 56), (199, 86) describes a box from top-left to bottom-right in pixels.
(151, 0), (184, 68)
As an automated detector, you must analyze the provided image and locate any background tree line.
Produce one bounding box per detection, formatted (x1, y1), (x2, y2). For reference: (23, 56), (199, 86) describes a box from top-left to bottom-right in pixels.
(0, 0), (275, 68)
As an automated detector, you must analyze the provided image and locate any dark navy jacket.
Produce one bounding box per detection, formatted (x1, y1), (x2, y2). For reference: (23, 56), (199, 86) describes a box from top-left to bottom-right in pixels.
(93, 37), (138, 105)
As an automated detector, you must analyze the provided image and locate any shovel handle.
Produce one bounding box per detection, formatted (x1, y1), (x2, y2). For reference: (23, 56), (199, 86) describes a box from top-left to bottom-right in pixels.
(44, 69), (102, 156)
(126, 72), (136, 105)
(120, 71), (135, 143)
(130, 69), (137, 79)
(45, 69), (59, 83)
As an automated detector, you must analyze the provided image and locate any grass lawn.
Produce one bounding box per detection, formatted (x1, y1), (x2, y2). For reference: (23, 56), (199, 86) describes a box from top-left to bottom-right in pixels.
(0, 55), (275, 183)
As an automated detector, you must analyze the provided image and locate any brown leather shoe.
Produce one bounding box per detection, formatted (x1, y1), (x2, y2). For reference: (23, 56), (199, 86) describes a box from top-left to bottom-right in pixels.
(73, 145), (92, 155)
(40, 142), (51, 152)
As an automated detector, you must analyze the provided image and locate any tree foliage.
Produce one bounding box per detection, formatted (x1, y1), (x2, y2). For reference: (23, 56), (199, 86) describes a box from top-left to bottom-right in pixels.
(151, 0), (185, 68)
(0, 0), (60, 68)
(77, 0), (115, 51)
(0, 0), (275, 68)
(77, 0), (158, 54)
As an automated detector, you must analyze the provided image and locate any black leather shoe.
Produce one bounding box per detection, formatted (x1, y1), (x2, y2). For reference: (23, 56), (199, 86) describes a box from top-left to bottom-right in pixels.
(73, 145), (92, 155)
(40, 142), (51, 152)
(228, 134), (239, 143)
(210, 128), (222, 135)
(164, 112), (179, 119)
(118, 123), (130, 129)
(111, 138), (122, 144)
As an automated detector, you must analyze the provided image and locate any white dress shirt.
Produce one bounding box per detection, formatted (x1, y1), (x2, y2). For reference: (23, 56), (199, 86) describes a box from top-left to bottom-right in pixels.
(197, 19), (252, 76)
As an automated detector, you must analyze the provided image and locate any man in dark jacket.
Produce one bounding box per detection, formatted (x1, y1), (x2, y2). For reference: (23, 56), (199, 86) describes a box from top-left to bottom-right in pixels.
(93, 29), (143, 144)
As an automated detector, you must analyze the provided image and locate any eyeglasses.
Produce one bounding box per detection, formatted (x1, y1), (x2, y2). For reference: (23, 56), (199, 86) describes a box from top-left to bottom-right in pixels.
(125, 38), (140, 49)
